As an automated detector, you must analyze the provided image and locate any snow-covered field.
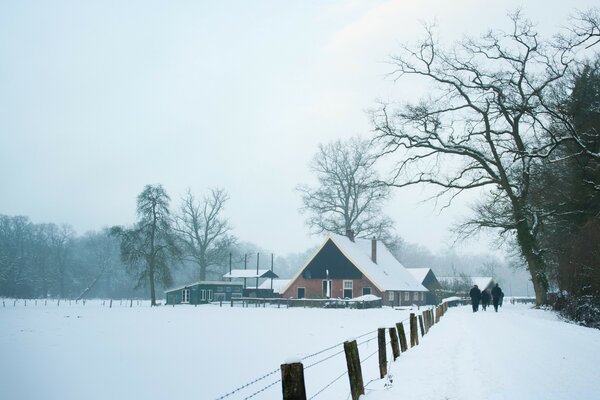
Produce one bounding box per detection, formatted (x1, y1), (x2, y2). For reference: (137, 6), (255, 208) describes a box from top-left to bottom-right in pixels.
(1, 300), (599, 400)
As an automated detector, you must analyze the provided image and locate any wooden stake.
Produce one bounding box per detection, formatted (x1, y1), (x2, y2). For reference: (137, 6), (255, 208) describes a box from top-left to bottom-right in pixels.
(281, 362), (307, 400)
(410, 313), (419, 347)
(344, 340), (364, 400)
(396, 322), (408, 352)
(389, 327), (400, 360)
(378, 328), (387, 379)
(418, 314), (425, 337)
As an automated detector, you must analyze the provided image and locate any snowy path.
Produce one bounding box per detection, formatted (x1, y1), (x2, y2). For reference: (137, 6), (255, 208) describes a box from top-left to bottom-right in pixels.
(365, 305), (600, 400)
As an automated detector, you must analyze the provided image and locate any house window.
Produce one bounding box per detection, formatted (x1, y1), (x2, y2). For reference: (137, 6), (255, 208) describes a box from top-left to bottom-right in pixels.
(404, 292), (410, 301)
(200, 290), (206, 301)
(182, 289), (190, 304)
(413, 292), (419, 300)
(420, 292), (425, 301)
(226, 286), (232, 292)
(388, 291), (394, 301)
(214, 293), (225, 301)
(207, 290), (213, 301)
(343, 280), (353, 299)
(297, 287), (305, 299)
(362, 287), (371, 296)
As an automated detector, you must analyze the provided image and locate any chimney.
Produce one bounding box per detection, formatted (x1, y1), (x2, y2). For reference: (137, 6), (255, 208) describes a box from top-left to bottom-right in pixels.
(346, 229), (355, 242)
(371, 238), (377, 264)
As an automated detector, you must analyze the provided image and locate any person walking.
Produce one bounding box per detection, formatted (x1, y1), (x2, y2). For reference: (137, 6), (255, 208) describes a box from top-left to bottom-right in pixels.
(481, 288), (491, 311)
(491, 283), (504, 312)
(469, 284), (481, 312)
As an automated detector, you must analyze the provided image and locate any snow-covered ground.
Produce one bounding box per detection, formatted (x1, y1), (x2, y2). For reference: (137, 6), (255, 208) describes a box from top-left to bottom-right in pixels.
(1, 300), (599, 400)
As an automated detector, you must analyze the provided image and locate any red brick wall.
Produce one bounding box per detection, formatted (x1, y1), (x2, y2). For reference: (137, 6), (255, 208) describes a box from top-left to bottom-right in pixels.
(282, 277), (382, 299)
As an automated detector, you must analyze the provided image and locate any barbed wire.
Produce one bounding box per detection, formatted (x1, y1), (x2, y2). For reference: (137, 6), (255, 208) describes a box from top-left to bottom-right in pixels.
(301, 328), (377, 361)
(241, 378), (281, 400)
(308, 369), (348, 400)
(304, 348), (346, 370)
(213, 367), (280, 400)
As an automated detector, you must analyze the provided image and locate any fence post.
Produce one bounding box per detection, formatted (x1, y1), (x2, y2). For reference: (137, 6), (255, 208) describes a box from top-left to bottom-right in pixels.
(409, 313), (419, 347)
(389, 327), (400, 360)
(418, 314), (425, 337)
(109, 299), (113, 308)
(344, 340), (364, 400)
(281, 362), (307, 400)
(396, 322), (408, 352)
(378, 328), (387, 379)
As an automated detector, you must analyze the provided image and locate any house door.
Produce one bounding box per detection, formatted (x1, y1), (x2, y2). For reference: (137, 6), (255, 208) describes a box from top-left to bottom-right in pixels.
(297, 287), (305, 299)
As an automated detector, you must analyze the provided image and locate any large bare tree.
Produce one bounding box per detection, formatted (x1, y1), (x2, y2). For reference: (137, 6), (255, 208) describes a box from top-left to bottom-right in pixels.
(111, 184), (180, 306)
(298, 137), (394, 241)
(174, 188), (233, 281)
(371, 12), (593, 305)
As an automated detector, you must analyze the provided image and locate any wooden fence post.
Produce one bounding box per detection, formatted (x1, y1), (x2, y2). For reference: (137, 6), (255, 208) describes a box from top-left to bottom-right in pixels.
(109, 299), (112, 308)
(418, 315), (425, 337)
(281, 362), (307, 400)
(389, 327), (400, 360)
(344, 340), (364, 400)
(378, 328), (387, 379)
(410, 313), (419, 347)
(396, 322), (408, 352)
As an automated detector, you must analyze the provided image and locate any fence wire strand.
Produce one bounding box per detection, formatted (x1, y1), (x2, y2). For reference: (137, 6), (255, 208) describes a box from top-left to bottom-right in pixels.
(241, 378), (281, 400)
(308, 369), (348, 400)
(301, 328), (377, 361)
(213, 367), (280, 400)
(304, 348), (346, 370)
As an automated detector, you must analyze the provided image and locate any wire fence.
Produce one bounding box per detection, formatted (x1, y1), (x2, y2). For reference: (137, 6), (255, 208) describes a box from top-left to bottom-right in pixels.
(208, 305), (450, 400)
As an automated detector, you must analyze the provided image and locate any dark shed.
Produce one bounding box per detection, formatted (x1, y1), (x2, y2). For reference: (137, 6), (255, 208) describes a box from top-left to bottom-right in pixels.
(165, 281), (244, 305)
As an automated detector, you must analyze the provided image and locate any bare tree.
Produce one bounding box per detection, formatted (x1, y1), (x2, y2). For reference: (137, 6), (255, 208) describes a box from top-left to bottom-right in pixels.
(371, 12), (591, 305)
(111, 184), (180, 306)
(49, 223), (75, 299)
(174, 188), (234, 281)
(297, 137), (394, 241)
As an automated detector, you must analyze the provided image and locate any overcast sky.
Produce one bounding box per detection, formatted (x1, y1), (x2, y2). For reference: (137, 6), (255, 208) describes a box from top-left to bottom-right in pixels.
(1, 0), (597, 256)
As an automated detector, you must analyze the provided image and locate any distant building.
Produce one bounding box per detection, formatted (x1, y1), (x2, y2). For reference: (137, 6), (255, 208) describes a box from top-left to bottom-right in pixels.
(223, 269), (279, 297)
(257, 279), (291, 296)
(281, 233), (428, 307)
(406, 268), (441, 305)
(165, 281), (243, 305)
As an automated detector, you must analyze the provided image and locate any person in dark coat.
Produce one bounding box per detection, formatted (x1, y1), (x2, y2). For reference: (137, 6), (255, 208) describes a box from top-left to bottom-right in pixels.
(491, 283), (504, 312)
(469, 284), (481, 312)
(481, 288), (491, 311)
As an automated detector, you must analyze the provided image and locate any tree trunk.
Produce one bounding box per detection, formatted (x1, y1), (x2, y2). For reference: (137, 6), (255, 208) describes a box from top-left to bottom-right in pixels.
(149, 265), (157, 306)
(515, 217), (548, 305)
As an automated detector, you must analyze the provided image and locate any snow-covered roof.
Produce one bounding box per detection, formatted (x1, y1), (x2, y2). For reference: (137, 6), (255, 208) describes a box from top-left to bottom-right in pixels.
(406, 268), (432, 284)
(257, 279), (290, 294)
(223, 269), (279, 279)
(165, 280), (243, 293)
(329, 234), (427, 292)
(283, 234), (428, 293)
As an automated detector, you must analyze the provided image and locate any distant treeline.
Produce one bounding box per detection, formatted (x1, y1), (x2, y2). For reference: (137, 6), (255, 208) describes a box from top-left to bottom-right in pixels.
(0, 216), (140, 299)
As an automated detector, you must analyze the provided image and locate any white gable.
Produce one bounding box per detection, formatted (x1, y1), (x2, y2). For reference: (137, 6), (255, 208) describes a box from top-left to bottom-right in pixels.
(329, 234), (428, 292)
(258, 279), (290, 294)
(406, 268), (431, 284)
